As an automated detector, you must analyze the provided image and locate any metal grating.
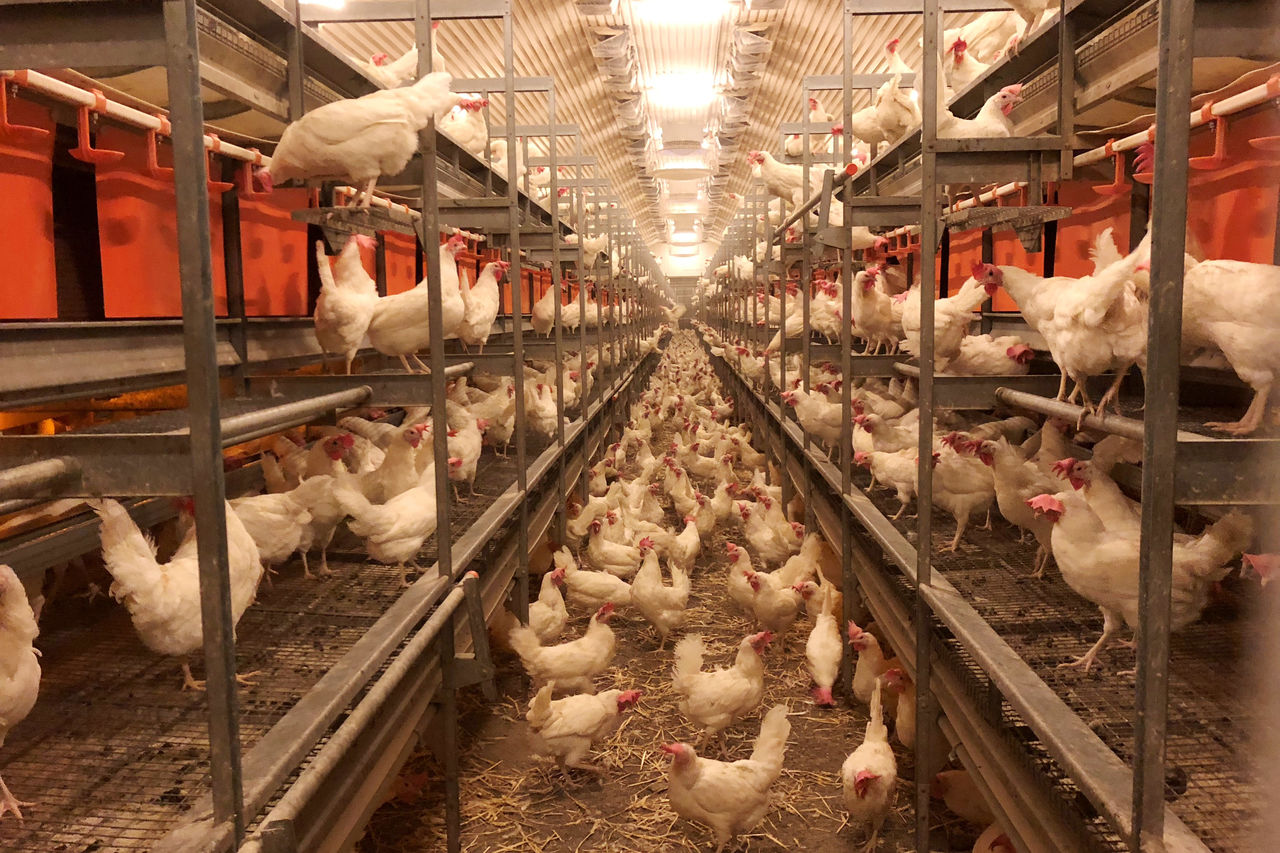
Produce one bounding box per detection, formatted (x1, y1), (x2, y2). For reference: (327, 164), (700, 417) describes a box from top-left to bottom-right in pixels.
(0, 444), (539, 851)
(848, 457), (1258, 853)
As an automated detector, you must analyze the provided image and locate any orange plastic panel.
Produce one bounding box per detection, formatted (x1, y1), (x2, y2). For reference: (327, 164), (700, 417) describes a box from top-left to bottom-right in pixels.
(96, 125), (227, 317)
(1186, 109), (1280, 262)
(239, 188), (309, 315)
(0, 94), (57, 319)
(1053, 180), (1132, 280)
(383, 232), (417, 294)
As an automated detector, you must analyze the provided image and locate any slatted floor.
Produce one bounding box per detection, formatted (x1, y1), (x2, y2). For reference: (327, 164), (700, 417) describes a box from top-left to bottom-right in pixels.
(844, 442), (1259, 853)
(0, 441), (542, 851)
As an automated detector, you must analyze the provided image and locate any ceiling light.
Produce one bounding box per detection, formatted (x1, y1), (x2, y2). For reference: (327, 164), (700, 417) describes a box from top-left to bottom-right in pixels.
(634, 0), (730, 23)
(647, 72), (718, 109)
(300, 0), (345, 8)
(670, 230), (699, 244)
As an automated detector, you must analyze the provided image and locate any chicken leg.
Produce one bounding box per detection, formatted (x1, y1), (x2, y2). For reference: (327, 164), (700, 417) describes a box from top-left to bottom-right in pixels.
(1058, 609), (1121, 673)
(356, 177), (377, 208)
(0, 774), (35, 821)
(1096, 367), (1130, 415)
(1206, 382), (1270, 436)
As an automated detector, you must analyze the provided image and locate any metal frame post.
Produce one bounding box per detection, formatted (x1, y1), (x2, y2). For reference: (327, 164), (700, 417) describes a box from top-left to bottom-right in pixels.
(164, 0), (244, 839)
(916, 0), (941, 848)
(1133, 0), (1195, 846)
(415, 4), (451, 585)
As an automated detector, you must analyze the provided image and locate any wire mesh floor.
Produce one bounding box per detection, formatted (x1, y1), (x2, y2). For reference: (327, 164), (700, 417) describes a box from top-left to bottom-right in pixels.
(0, 443), (538, 851)
(841, 454), (1260, 853)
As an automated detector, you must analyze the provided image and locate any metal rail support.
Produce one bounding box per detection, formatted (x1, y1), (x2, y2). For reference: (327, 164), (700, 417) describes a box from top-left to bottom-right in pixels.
(916, 2), (942, 849)
(1133, 0), (1195, 846)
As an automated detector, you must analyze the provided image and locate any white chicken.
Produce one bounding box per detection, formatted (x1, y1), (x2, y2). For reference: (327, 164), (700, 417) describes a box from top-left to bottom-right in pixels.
(946, 335), (1035, 376)
(261, 72), (459, 206)
(438, 97), (489, 156)
(557, 546), (632, 611)
(314, 236), (378, 375)
(0, 564), (40, 820)
(943, 38), (990, 91)
(1029, 489), (1252, 673)
(526, 682), (641, 778)
(725, 542), (758, 613)
(508, 603), (617, 694)
(92, 498), (264, 690)
(1180, 257), (1280, 434)
(458, 259), (507, 351)
(937, 85), (1023, 139)
(900, 267), (999, 369)
(631, 541), (691, 649)
(672, 632), (772, 748)
(841, 681), (898, 852)
(366, 234), (468, 372)
(662, 705), (791, 853)
(804, 586), (842, 707)
(333, 462), (438, 587)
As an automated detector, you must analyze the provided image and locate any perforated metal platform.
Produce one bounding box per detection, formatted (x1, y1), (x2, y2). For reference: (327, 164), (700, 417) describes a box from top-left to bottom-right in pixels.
(0, 445), (536, 851)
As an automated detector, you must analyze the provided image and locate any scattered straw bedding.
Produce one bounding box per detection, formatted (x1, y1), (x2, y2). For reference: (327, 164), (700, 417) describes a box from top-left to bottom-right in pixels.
(358, 361), (981, 852)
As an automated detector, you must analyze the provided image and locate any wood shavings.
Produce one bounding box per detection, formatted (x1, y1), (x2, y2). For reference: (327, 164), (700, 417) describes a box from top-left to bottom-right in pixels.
(358, 337), (937, 852)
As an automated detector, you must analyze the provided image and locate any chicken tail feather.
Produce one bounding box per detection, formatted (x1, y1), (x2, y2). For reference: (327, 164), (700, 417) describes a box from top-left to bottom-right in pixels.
(90, 498), (161, 599)
(526, 682), (554, 729)
(672, 634), (704, 689)
(508, 623), (542, 664)
(866, 679), (888, 743)
(750, 704), (792, 778)
(1189, 510), (1254, 579)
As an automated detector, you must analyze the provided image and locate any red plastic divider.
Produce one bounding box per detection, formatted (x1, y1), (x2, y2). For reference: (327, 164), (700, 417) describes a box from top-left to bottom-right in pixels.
(239, 188), (309, 315)
(95, 125), (227, 317)
(0, 92), (56, 319)
(383, 231), (417, 294)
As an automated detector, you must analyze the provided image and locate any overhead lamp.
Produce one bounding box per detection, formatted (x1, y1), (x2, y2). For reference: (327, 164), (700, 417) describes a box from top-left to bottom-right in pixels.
(300, 0), (345, 8)
(634, 0), (730, 23)
(647, 72), (718, 109)
(670, 230), (699, 244)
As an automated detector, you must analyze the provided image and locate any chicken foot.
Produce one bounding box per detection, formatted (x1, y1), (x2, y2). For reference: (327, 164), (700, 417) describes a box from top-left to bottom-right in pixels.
(301, 551), (334, 580)
(1057, 609), (1121, 673)
(1027, 544), (1050, 579)
(1205, 382), (1270, 436)
(1095, 368), (1131, 415)
(943, 515), (969, 552)
(0, 774), (35, 821)
(181, 662), (262, 691)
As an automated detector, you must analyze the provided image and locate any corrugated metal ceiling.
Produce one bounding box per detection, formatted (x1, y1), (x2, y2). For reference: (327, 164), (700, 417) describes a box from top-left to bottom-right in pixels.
(318, 1), (978, 257)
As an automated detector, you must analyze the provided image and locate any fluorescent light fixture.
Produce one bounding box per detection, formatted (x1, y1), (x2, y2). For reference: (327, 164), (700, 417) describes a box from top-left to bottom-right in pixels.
(647, 72), (717, 109)
(633, 0), (730, 23)
(301, 0), (345, 8)
(670, 230), (699, 244)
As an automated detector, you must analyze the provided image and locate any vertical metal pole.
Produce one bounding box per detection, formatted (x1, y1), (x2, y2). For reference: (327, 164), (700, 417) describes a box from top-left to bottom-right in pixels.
(502, 4), (529, 620)
(839, 0), (856, 701)
(916, 1), (940, 849)
(440, 617), (461, 853)
(550, 99), (567, 547)
(1133, 0), (1194, 847)
(163, 0), (243, 839)
(286, 2), (304, 120)
(416, 4), (452, 583)
(576, 133), (588, 424)
(1057, 0), (1077, 180)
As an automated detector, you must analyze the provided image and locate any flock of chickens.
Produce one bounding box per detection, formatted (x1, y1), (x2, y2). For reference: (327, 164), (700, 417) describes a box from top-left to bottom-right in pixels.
(0, 310), (667, 822)
(314, 229), (631, 378)
(720, 15), (1280, 437)
(499, 333), (1009, 853)
(698, 302), (1266, 677)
